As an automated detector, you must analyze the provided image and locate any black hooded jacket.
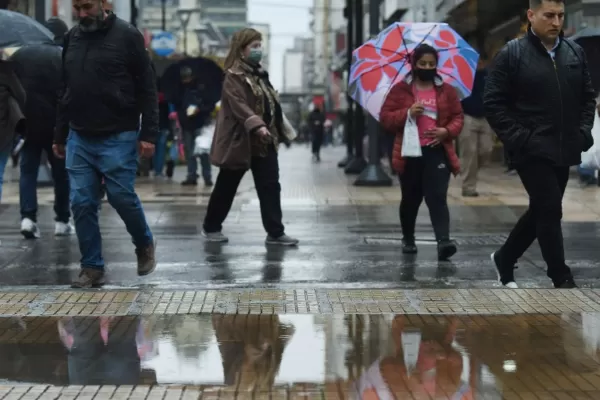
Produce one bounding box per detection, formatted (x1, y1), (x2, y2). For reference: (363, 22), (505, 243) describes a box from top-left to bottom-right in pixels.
(483, 28), (596, 167)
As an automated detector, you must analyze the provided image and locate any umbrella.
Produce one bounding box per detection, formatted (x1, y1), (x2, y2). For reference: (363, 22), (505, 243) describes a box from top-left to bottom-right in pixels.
(348, 22), (479, 120)
(160, 57), (223, 106)
(0, 10), (54, 48)
(569, 27), (600, 41)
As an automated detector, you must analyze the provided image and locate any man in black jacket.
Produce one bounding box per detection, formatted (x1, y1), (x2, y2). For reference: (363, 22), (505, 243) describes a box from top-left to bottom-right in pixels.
(52, 0), (159, 288)
(308, 107), (325, 162)
(483, 0), (595, 289)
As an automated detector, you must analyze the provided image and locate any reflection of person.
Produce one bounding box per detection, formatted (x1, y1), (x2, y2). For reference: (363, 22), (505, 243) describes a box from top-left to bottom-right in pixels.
(202, 28), (298, 246)
(380, 44), (464, 260)
(57, 317), (144, 385)
(353, 316), (467, 399)
(484, 0), (595, 289)
(212, 315), (293, 392)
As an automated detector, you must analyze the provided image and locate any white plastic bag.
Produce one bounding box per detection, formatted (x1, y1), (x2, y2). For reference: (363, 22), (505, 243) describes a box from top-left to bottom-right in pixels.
(194, 122), (215, 156)
(581, 111), (600, 169)
(401, 116), (422, 158)
(282, 112), (297, 141)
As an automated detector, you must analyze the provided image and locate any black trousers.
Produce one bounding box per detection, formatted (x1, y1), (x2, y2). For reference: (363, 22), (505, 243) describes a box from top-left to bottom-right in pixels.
(312, 131), (323, 155)
(203, 145), (285, 237)
(399, 146), (451, 241)
(500, 160), (572, 284)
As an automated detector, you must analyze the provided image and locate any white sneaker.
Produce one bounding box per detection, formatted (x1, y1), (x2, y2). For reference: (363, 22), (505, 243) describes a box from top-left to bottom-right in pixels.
(55, 221), (74, 236)
(20, 218), (40, 239)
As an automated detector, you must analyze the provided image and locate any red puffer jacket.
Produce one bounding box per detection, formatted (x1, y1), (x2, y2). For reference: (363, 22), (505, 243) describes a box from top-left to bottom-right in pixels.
(380, 77), (464, 175)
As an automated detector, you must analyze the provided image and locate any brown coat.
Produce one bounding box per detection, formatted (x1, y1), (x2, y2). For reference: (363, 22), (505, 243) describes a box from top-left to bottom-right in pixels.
(210, 62), (288, 170)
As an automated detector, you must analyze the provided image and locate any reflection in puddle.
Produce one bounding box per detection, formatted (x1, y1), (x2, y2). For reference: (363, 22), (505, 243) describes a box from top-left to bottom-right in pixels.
(2, 314), (600, 397)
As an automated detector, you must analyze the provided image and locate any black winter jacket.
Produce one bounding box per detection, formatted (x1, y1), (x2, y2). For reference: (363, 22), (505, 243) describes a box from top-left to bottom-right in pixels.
(55, 13), (159, 144)
(483, 29), (596, 167)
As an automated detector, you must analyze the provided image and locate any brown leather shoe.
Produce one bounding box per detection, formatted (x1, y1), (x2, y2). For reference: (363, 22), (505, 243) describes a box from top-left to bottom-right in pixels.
(136, 240), (157, 276)
(71, 268), (105, 289)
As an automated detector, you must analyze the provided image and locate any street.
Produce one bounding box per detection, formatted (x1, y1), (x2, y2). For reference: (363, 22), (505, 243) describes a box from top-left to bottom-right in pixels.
(0, 146), (599, 290)
(1, 146), (600, 398)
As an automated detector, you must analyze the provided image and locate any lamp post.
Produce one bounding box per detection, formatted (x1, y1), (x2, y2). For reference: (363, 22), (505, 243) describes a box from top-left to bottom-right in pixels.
(337, 0), (354, 168)
(344, 0), (367, 174)
(354, 0), (392, 186)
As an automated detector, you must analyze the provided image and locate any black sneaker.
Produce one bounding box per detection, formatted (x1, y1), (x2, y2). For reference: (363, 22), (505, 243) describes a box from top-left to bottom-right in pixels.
(181, 179), (197, 186)
(490, 251), (518, 288)
(437, 240), (457, 261)
(402, 238), (417, 254)
(204, 179), (213, 187)
(265, 234), (299, 246)
(555, 279), (578, 289)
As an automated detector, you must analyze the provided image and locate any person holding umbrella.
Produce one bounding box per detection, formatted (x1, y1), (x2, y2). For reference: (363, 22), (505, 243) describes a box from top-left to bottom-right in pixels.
(0, 56), (26, 202)
(379, 44), (464, 260)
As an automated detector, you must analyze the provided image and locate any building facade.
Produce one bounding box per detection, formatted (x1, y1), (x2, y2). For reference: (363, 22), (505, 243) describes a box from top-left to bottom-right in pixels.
(200, 0), (247, 39)
(282, 37), (315, 94)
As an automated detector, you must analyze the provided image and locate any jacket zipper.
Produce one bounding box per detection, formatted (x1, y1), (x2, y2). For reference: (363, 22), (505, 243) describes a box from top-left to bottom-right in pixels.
(81, 42), (90, 72)
(551, 56), (563, 164)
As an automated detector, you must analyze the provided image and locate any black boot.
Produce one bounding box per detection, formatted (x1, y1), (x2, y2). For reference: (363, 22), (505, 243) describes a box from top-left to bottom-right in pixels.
(402, 237), (417, 254)
(437, 239), (457, 261)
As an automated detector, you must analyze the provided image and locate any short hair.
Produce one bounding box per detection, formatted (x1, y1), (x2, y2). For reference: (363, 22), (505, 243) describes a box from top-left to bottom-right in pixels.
(529, 0), (563, 9)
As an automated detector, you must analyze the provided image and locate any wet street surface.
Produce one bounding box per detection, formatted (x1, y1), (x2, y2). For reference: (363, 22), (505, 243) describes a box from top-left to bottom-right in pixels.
(1, 148), (600, 398)
(0, 203), (598, 289)
(2, 313), (600, 398)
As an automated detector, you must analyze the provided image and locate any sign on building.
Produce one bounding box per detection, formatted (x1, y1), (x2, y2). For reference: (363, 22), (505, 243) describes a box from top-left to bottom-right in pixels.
(151, 31), (177, 57)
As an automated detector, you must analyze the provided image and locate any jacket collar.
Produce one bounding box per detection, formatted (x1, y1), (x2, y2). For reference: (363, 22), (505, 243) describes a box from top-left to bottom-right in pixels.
(404, 71), (444, 87)
(526, 25), (563, 52)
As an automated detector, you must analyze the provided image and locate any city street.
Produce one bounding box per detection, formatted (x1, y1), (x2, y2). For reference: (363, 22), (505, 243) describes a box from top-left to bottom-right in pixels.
(0, 146), (599, 290)
(1, 146), (600, 399)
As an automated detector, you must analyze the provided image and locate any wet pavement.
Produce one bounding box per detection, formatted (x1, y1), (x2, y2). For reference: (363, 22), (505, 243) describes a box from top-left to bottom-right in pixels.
(2, 313), (600, 398)
(0, 203), (598, 289)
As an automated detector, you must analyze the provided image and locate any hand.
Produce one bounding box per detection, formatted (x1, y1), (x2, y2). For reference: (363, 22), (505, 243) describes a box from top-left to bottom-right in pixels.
(425, 127), (449, 146)
(257, 127), (270, 137)
(409, 102), (424, 118)
(53, 144), (66, 159)
(138, 140), (155, 158)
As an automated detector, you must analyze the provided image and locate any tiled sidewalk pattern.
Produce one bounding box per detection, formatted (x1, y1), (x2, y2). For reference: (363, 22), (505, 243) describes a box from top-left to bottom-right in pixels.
(0, 289), (599, 316)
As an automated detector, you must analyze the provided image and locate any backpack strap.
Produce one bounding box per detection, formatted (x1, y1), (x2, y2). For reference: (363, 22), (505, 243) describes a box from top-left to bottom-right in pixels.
(506, 38), (522, 78)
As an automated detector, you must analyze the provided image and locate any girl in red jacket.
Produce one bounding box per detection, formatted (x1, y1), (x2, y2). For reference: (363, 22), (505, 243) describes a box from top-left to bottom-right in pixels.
(380, 44), (464, 260)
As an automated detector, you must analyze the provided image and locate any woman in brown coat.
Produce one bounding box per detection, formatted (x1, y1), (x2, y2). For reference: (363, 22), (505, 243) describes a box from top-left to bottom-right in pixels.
(202, 28), (298, 246)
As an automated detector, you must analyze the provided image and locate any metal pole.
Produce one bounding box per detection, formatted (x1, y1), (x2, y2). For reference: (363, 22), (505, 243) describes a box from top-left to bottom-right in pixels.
(161, 0), (166, 31)
(337, 0), (354, 168)
(344, 0), (367, 174)
(355, 0), (392, 186)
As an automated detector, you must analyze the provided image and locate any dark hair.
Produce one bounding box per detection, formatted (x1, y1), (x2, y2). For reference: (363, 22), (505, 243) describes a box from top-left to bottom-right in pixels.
(529, 0), (563, 8)
(410, 44), (438, 68)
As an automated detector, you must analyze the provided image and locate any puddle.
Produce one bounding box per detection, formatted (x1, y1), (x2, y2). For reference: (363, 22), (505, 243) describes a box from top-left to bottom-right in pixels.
(1, 313), (600, 397)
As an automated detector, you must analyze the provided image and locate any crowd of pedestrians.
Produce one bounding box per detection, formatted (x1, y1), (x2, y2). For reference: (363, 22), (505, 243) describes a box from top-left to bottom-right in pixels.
(0, 0), (594, 291)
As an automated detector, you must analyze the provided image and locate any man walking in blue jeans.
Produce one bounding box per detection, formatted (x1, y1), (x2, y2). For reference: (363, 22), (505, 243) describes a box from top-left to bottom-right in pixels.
(53, 0), (159, 288)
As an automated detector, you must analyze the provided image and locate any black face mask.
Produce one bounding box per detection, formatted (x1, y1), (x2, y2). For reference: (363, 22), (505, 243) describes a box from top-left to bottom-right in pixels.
(415, 68), (436, 82)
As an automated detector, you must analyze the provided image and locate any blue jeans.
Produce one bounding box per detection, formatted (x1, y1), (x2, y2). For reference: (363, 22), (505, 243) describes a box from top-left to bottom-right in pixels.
(183, 130), (198, 180)
(152, 129), (169, 176)
(66, 130), (153, 269)
(0, 147), (10, 202)
(20, 141), (70, 222)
